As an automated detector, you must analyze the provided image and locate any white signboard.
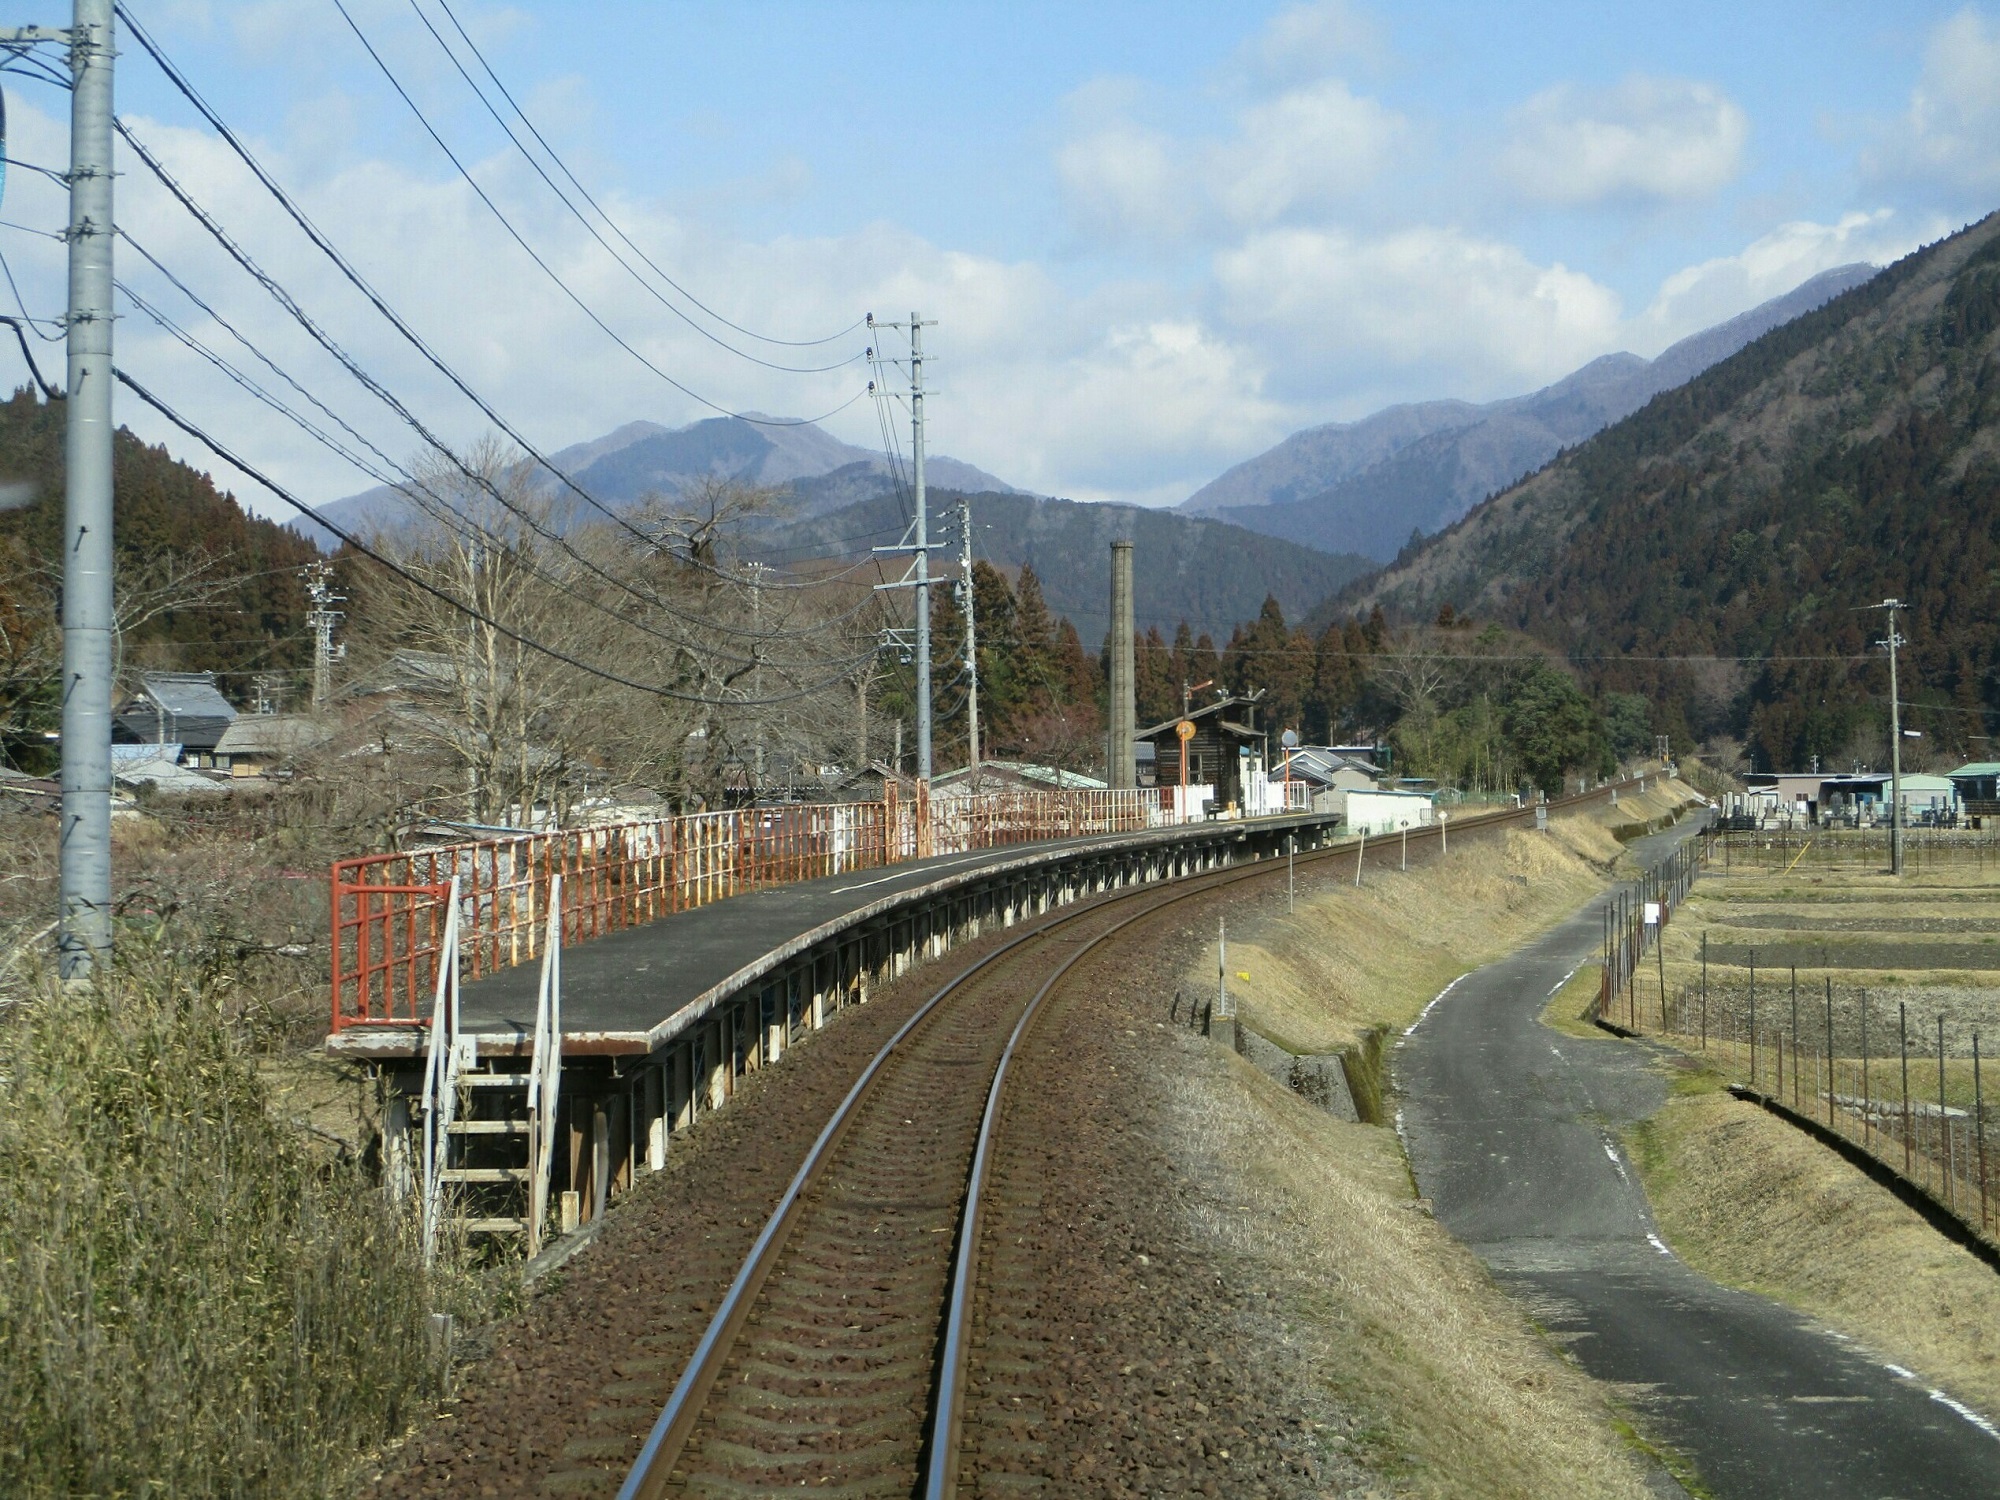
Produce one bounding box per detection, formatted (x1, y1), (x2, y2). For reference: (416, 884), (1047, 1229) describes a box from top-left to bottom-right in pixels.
(1643, 902), (1661, 926)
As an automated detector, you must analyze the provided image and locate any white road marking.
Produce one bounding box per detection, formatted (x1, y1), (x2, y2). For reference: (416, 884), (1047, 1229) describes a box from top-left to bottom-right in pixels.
(1546, 962), (1582, 997)
(1928, 1389), (2000, 1441)
(1646, 1233), (1672, 1257)
(1404, 975), (1466, 1037)
(1885, 1364), (1916, 1379)
(1601, 1137), (1630, 1183)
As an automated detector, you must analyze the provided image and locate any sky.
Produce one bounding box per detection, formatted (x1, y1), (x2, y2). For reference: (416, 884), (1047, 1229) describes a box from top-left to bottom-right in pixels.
(3, 1), (2000, 516)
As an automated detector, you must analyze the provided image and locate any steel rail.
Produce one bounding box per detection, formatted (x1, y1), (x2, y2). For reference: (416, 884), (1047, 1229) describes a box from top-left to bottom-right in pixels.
(617, 779), (1646, 1499)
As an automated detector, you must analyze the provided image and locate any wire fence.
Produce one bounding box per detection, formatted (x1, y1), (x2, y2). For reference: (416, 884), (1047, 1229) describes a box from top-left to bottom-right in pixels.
(1704, 828), (2000, 874)
(1594, 826), (1997, 1252)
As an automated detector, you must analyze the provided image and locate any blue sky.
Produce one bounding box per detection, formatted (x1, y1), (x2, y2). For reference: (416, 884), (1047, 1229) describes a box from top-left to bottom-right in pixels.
(3, 1), (1998, 512)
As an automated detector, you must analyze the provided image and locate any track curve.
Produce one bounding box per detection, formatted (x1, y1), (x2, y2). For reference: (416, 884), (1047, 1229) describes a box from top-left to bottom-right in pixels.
(617, 787), (1627, 1499)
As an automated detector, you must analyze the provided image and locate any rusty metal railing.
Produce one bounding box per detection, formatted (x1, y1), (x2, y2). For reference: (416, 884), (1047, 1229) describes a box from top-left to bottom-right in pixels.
(330, 785), (1180, 1033)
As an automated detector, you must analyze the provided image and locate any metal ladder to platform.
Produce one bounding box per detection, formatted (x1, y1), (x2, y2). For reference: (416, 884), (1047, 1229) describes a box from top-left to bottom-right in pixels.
(418, 875), (565, 1261)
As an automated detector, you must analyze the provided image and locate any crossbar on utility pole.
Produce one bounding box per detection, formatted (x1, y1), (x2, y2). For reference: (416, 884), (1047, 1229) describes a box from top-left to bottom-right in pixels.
(22, 1), (117, 978)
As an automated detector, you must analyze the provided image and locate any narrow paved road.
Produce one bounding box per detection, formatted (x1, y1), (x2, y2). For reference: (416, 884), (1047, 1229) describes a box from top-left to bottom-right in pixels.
(1397, 823), (2000, 1499)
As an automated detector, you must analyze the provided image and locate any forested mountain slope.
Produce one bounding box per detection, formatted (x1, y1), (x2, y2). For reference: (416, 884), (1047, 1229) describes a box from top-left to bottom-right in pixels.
(1344, 214), (2000, 768)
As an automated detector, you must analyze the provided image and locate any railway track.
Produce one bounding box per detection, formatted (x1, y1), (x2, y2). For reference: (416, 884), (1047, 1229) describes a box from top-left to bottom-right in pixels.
(614, 790), (1615, 1499)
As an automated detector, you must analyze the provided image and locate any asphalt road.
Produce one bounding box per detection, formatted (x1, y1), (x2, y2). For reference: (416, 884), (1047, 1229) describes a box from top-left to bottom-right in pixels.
(1396, 823), (2000, 1498)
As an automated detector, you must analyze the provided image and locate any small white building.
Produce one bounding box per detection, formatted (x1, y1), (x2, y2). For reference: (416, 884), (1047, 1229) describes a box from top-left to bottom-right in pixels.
(1344, 787), (1435, 836)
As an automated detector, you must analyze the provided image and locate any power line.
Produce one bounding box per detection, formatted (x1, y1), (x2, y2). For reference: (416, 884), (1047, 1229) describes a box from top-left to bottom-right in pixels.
(114, 280), (878, 671)
(326, 0), (866, 400)
(110, 16), (859, 588)
(400, 0), (860, 375)
(116, 369), (883, 709)
(114, 127), (857, 650)
(429, 0), (861, 351)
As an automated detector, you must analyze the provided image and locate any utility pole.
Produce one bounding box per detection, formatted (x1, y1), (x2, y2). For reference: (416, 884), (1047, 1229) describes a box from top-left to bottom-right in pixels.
(8, 2), (118, 978)
(1872, 598), (1907, 875)
(304, 559), (345, 710)
(868, 311), (938, 781)
(744, 561), (768, 788)
(958, 495), (979, 783)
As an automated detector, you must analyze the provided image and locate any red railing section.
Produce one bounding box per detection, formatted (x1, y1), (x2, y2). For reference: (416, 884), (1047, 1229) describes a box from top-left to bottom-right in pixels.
(330, 784), (1181, 1032)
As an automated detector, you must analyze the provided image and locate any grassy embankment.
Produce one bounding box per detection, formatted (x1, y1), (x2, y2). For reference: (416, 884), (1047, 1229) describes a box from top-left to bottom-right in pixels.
(1156, 782), (1701, 1497)
(1618, 858), (2000, 1425)
(0, 811), (492, 1497)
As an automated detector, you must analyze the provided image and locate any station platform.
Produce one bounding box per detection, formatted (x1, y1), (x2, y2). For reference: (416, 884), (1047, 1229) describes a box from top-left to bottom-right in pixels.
(327, 809), (1341, 1063)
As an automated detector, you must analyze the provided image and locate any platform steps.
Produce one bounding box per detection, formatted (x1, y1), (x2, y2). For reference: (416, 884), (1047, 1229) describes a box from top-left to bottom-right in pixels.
(441, 1066), (533, 1238)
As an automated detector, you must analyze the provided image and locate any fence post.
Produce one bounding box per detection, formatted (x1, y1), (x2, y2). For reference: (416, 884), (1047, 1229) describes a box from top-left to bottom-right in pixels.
(1749, 954), (1758, 1089)
(1862, 990), (1872, 1151)
(1700, 929), (1707, 1050)
(1791, 967), (1800, 1111)
(1825, 978), (1835, 1129)
(1975, 1031), (1988, 1233)
(1939, 1013), (1952, 1210)
(1901, 1001), (1913, 1177)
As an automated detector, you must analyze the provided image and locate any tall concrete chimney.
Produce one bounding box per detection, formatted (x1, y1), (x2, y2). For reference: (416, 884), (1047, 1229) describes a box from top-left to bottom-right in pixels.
(1108, 540), (1136, 788)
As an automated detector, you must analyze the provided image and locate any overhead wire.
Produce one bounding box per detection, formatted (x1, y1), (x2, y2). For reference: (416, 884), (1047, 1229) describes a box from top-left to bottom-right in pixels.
(401, 0), (860, 375)
(324, 0), (869, 411)
(116, 369), (885, 708)
(113, 124), (860, 649)
(429, 0), (861, 350)
(113, 278), (881, 668)
(110, 2), (857, 589)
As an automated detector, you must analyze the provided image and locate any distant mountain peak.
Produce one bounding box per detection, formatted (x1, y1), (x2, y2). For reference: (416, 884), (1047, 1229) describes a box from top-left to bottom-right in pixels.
(290, 413), (1024, 550)
(1178, 263), (1882, 563)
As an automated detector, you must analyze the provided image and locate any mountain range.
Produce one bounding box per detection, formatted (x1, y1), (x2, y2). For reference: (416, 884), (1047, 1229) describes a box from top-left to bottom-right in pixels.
(1179, 263), (1881, 561)
(750, 489), (1372, 643)
(289, 413), (1019, 550)
(1343, 212), (2000, 770)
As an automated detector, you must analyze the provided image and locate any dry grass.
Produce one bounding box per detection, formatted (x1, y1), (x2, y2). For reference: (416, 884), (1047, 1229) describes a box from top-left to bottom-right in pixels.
(1160, 1040), (1664, 1498)
(1627, 1071), (2000, 1421)
(1541, 962), (1607, 1040)
(1217, 811), (1638, 1056)
(0, 950), (492, 1498)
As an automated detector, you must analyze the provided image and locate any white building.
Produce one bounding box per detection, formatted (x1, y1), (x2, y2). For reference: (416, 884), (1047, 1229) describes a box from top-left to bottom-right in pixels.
(1344, 787), (1435, 836)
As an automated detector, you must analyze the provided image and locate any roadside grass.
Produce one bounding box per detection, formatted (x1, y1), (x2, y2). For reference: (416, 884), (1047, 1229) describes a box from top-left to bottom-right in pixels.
(0, 948), (493, 1497)
(1160, 1042), (1664, 1499)
(1623, 1079), (2000, 1423)
(1539, 962), (1607, 1040)
(1221, 810), (1640, 1056)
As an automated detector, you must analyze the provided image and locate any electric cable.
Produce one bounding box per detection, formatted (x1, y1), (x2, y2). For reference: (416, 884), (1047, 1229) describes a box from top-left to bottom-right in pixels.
(328, 0), (865, 400)
(401, 0), (860, 375)
(116, 280), (881, 667)
(1, 316), (57, 398)
(115, 125), (859, 646)
(0, 245), (64, 338)
(116, 368), (885, 708)
(430, 0), (861, 350)
(117, 3), (863, 435)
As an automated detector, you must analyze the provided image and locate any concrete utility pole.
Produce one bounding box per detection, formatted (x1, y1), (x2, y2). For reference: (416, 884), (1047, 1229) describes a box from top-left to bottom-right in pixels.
(12, 1), (118, 977)
(304, 559), (345, 709)
(1107, 541), (1136, 789)
(868, 311), (938, 781)
(910, 313), (931, 780)
(1873, 598), (1908, 875)
(958, 495), (979, 783)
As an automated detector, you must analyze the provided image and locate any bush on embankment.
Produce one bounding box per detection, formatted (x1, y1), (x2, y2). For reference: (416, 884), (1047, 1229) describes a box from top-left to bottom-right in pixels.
(0, 954), (449, 1497)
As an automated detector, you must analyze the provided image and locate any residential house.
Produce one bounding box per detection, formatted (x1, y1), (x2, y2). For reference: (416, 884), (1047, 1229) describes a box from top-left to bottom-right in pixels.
(113, 671), (237, 767)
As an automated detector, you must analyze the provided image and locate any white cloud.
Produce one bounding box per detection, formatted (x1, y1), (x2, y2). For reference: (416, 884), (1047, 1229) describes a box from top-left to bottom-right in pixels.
(1864, 6), (2000, 193)
(1237, 1), (1384, 91)
(1501, 76), (1748, 204)
(1631, 210), (1927, 349)
(1056, 77), (1402, 244)
(1213, 81), (1402, 225)
(1214, 226), (1624, 398)
(1054, 121), (1196, 244)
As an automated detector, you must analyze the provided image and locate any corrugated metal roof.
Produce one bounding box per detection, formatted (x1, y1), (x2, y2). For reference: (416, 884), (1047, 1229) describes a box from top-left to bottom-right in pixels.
(135, 671), (236, 721)
(1947, 763), (2000, 777)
